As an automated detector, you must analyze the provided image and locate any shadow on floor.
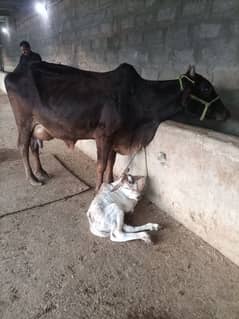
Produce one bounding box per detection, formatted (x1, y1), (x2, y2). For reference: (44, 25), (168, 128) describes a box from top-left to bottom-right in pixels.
(0, 148), (20, 163)
(127, 307), (173, 319)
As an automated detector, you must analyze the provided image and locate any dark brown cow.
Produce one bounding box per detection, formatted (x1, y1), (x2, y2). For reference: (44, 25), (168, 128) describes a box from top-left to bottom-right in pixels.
(5, 62), (229, 191)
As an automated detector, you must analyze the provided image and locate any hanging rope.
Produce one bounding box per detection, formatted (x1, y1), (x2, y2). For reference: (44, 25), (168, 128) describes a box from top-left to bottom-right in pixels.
(122, 147), (148, 177)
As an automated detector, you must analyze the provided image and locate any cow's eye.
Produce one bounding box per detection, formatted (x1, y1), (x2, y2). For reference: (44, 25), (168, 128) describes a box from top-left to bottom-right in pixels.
(201, 86), (211, 94)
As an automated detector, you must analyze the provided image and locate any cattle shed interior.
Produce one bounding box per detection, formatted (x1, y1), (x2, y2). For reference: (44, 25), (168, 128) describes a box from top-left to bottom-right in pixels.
(0, 1), (239, 319)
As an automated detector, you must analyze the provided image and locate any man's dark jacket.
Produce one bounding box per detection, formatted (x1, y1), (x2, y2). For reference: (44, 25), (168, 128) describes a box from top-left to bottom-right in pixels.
(14, 51), (42, 72)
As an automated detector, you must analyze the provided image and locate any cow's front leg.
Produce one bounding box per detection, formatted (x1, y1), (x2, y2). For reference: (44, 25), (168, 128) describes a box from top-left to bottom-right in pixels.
(95, 135), (112, 192)
(104, 149), (116, 183)
(18, 130), (42, 186)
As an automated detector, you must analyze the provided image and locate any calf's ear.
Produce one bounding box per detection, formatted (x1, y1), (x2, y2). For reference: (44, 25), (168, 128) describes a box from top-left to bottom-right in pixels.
(135, 176), (146, 192)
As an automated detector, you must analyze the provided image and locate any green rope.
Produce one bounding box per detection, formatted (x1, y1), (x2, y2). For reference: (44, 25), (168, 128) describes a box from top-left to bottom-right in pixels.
(178, 74), (195, 91)
(190, 95), (220, 121)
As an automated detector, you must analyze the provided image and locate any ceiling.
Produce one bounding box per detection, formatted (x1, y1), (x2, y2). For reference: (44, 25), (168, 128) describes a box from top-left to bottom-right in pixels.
(0, 0), (31, 17)
(0, 0), (59, 22)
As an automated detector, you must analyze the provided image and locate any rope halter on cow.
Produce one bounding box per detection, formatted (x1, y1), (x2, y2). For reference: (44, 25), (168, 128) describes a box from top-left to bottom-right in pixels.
(178, 74), (195, 91)
(178, 74), (220, 121)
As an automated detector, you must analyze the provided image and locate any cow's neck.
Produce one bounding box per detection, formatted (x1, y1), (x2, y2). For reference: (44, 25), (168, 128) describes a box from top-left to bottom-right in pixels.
(136, 78), (183, 123)
(114, 77), (188, 155)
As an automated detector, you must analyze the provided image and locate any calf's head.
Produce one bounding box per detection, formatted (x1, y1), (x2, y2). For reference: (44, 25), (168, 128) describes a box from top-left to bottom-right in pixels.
(181, 65), (230, 121)
(122, 174), (146, 193)
(112, 173), (146, 198)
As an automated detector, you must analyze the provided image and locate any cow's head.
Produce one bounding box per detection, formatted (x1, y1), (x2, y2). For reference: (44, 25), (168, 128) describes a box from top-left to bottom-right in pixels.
(180, 65), (230, 121)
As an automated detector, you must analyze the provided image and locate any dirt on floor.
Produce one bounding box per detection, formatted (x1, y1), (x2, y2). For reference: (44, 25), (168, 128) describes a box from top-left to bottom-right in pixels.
(0, 93), (239, 319)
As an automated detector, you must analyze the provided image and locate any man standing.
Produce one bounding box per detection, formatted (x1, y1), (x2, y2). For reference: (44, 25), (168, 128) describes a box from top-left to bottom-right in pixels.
(14, 40), (42, 72)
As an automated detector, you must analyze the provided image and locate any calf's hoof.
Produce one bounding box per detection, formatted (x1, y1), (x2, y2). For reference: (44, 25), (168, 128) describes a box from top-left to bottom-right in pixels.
(151, 223), (161, 231)
(142, 233), (152, 244)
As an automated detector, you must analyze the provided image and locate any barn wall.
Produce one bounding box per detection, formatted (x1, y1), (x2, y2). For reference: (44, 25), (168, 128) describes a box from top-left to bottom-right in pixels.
(2, 0), (239, 124)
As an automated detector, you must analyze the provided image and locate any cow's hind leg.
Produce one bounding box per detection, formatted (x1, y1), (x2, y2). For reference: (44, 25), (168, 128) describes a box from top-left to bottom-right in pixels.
(18, 129), (43, 186)
(30, 137), (50, 182)
(95, 135), (112, 192)
(30, 124), (53, 182)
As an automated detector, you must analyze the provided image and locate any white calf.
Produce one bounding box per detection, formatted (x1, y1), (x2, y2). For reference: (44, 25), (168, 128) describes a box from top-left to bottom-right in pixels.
(87, 173), (160, 243)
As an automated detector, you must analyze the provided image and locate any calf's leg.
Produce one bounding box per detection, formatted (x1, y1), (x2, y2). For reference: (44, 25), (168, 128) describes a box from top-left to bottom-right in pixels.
(123, 223), (160, 233)
(111, 227), (152, 243)
(110, 207), (152, 243)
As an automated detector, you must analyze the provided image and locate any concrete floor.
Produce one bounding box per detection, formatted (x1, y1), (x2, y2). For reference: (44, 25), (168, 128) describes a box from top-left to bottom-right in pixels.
(0, 93), (239, 319)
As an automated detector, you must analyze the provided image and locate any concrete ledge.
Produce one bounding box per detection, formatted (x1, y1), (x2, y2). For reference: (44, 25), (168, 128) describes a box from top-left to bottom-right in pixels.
(76, 121), (239, 266)
(0, 71), (7, 93)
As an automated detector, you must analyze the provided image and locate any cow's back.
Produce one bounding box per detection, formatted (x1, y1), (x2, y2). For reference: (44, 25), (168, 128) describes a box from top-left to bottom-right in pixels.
(5, 62), (142, 141)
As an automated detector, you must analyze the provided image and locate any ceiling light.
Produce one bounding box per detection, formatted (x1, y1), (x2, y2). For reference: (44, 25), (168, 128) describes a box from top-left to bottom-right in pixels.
(1, 27), (9, 35)
(35, 2), (48, 18)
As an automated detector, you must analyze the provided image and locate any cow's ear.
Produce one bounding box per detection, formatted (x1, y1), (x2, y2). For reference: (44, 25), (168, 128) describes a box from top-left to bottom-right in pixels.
(186, 65), (196, 78)
(190, 65), (196, 78)
(186, 64), (192, 74)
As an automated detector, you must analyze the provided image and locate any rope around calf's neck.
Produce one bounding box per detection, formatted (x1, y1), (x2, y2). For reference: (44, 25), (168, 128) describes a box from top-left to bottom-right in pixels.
(122, 147), (148, 178)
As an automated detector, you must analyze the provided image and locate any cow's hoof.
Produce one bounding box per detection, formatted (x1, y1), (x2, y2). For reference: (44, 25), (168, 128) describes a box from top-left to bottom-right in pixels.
(94, 187), (100, 194)
(105, 176), (114, 184)
(29, 177), (43, 186)
(34, 170), (51, 182)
